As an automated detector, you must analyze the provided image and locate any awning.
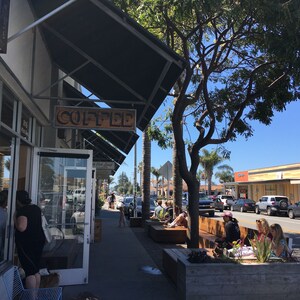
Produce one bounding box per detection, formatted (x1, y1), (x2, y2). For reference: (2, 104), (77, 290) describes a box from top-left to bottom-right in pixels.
(81, 130), (126, 168)
(63, 81), (138, 155)
(30, 0), (186, 132)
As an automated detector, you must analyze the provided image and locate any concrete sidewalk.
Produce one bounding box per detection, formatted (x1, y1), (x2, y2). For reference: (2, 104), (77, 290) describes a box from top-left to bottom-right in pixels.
(62, 207), (178, 300)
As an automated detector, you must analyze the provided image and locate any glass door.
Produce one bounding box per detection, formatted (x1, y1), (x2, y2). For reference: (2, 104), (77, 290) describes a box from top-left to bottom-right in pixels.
(31, 147), (93, 285)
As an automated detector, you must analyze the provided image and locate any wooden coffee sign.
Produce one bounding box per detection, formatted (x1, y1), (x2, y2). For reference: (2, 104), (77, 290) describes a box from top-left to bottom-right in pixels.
(55, 106), (136, 131)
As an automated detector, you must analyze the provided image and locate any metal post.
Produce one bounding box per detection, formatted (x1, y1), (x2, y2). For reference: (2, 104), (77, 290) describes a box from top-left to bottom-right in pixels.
(133, 133), (137, 217)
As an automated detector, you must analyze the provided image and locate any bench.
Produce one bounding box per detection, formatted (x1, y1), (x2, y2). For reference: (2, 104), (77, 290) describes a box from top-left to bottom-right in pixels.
(149, 225), (187, 244)
(3, 266), (62, 300)
(198, 216), (257, 248)
(144, 219), (163, 235)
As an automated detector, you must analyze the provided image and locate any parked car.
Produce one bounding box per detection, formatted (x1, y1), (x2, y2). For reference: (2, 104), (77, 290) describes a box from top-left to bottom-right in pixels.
(73, 188), (86, 204)
(42, 192), (74, 225)
(217, 195), (235, 210)
(231, 198), (256, 212)
(118, 196), (134, 215)
(70, 204), (85, 234)
(199, 197), (215, 217)
(255, 195), (289, 216)
(211, 197), (224, 212)
(128, 197), (156, 217)
(287, 201), (300, 219)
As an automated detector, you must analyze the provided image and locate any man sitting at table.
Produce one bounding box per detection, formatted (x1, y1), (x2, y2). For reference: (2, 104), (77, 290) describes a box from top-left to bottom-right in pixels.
(215, 211), (240, 250)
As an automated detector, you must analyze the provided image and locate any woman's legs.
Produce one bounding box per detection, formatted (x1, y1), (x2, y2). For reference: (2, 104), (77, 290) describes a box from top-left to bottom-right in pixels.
(25, 272), (41, 289)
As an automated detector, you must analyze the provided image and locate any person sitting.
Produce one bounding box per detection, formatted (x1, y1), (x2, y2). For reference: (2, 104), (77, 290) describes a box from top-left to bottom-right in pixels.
(215, 211), (240, 250)
(163, 200), (174, 225)
(167, 209), (188, 228)
(269, 223), (289, 259)
(256, 218), (273, 241)
(150, 200), (165, 220)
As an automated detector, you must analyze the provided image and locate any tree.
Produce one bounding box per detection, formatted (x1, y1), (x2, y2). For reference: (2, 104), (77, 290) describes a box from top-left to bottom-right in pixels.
(215, 165), (234, 183)
(142, 125), (151, 220)
(151, 167), (161, 196)
(114, 172), (133, 195)
(199, 149), (226, 195)
(113, 0), (300, 247)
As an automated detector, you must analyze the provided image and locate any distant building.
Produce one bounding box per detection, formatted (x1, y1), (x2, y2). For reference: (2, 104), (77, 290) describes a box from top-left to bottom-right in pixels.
(224, 163), (300, 203)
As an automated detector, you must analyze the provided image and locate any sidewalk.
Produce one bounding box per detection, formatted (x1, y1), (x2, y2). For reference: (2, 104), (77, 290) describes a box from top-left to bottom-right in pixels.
(62, 206), (179, 300)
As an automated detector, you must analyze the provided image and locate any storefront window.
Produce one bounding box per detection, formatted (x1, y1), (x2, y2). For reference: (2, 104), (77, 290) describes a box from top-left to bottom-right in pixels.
(0, 132), (12, 262)
(1, 86), (16, 129)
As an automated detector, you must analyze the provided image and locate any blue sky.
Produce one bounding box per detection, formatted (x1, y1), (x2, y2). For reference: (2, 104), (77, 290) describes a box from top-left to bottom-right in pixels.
(113, 100), (300, 183)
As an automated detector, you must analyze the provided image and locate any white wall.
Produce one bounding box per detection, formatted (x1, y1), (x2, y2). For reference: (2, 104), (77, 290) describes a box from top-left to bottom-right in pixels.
(0, 0), (53, 124)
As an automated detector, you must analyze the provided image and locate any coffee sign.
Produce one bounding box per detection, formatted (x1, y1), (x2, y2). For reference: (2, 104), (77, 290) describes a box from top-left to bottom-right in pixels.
(55, 106), (136, 131)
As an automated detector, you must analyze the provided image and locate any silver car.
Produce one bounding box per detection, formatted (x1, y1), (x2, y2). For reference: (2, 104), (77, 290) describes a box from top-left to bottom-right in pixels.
(287, 201), (300, 219)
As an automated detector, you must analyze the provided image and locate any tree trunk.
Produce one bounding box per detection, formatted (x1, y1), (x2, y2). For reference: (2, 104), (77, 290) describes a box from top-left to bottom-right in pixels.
(186, 180), (200, 248)
(173, 137), (182, 215)
(142, 125), (151, 221)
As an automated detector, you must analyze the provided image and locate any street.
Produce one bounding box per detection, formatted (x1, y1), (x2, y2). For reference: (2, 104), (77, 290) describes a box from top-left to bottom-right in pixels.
(213, 211), (300, 234)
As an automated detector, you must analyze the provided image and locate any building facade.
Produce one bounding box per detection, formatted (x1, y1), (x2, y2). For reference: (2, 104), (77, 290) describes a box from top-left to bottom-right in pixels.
(226, 163), (300, 203)
(0, 0), (184, 287)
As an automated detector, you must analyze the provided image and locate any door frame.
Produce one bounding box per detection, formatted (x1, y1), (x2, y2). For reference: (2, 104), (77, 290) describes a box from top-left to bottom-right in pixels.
(31, 147), (93, 285)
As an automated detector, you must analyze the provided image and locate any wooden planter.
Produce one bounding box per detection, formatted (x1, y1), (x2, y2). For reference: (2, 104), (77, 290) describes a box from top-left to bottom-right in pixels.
(164, 249), (300, 300)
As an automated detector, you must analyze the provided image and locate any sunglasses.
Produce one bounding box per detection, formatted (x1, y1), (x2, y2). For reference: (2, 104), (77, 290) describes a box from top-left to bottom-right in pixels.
(256, 220), (261, 223)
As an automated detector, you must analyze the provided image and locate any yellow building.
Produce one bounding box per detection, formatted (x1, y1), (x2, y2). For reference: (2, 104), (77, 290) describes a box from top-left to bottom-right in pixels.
(225, 163), (300, 203)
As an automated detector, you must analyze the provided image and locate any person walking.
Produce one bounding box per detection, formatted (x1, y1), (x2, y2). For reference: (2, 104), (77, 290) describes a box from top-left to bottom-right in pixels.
(14, 190), (46, 289)
(117, 201), (126, 227)
(107, 192), (116, 209)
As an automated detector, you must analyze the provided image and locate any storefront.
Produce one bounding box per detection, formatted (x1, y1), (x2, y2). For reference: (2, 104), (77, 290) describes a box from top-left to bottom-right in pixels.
(224, 164), (300, 203)
(0, 0), (184, 286)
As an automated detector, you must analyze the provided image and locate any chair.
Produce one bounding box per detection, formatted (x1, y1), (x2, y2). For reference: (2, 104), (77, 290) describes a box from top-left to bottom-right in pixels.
(3, 266), (62, 300)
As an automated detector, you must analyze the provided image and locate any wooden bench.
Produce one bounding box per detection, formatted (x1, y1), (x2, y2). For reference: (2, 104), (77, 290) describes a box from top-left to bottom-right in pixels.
(198, 216), (257, 248)
(3, 266), (62, 300)
(149, 225), (187, 244)
(144, 219), (163, 235)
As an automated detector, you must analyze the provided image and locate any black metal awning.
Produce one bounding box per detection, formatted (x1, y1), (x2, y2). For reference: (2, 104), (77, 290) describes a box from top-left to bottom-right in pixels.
(63, 81), (138, 155)
(29, 0), (186, 131)
(63, 81), (137, 170)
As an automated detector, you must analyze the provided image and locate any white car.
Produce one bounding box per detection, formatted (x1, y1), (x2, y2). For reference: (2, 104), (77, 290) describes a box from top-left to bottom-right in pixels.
(70, 205), (85, 234)
(73, 188), (86, 204)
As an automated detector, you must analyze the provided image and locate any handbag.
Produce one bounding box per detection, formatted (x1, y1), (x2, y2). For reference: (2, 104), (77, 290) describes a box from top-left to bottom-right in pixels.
(41, 214), (52, 243)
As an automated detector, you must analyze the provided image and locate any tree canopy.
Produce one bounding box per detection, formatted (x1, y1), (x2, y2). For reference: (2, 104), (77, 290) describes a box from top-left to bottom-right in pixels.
(113, 0), (300, 247)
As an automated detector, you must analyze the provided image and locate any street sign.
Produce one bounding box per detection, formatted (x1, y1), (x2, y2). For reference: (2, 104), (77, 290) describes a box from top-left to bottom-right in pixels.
(159, 161), (172, 180)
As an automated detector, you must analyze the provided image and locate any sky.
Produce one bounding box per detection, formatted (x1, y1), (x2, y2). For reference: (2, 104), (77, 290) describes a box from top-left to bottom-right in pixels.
(113, 100), (300, 184)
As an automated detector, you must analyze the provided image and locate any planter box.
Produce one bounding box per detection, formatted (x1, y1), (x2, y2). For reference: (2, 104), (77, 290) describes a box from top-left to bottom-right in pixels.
(165, 249), (300, 300)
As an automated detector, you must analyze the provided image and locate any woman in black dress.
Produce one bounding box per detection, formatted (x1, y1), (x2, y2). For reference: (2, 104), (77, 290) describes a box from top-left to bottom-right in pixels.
(14, 190), (46, 289)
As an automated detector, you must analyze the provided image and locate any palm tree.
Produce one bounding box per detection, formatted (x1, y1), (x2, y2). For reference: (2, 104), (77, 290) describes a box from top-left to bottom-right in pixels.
(151, 167), (161, 197)
(199, 149), (226, 195)
(137, 161), (143, 189)
(142, 124), (151, 221)
(215, 165), (234, 183)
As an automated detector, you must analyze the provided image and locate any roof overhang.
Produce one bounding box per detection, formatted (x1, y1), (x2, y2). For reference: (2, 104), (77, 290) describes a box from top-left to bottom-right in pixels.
(29, 0), (186, 132)
(224, 178), (296, 185)
(63, 81), (137, 172)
